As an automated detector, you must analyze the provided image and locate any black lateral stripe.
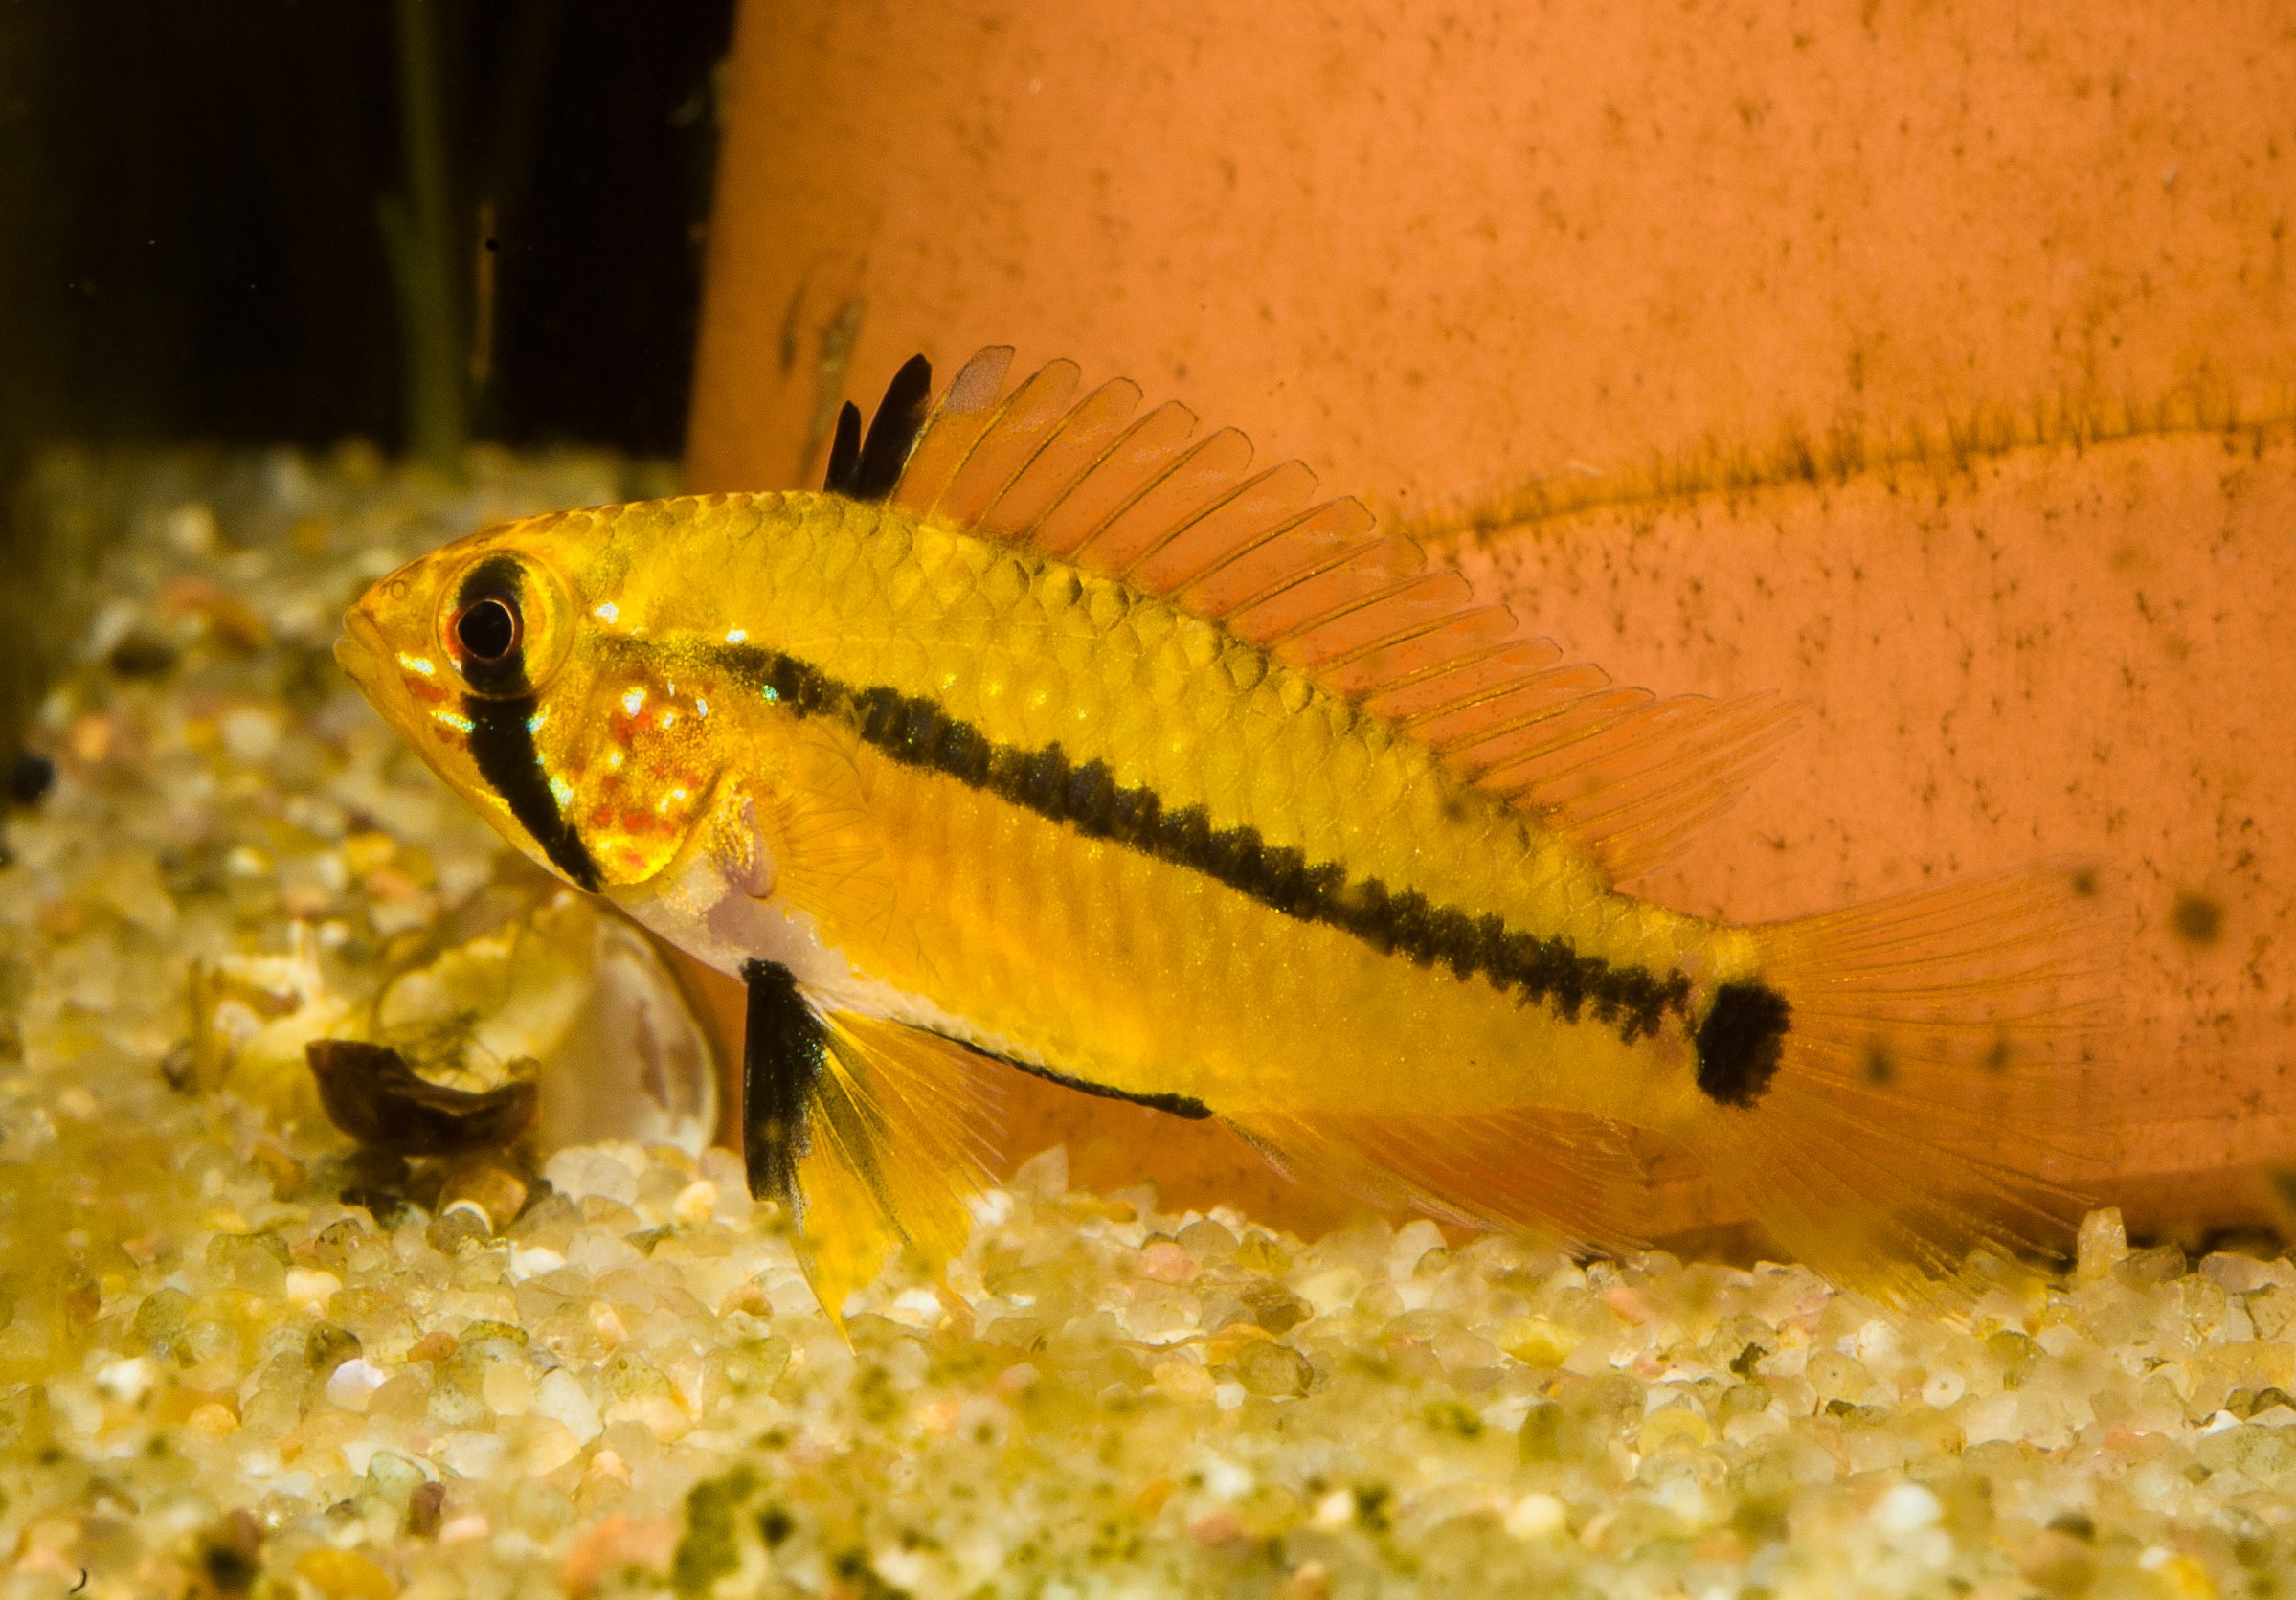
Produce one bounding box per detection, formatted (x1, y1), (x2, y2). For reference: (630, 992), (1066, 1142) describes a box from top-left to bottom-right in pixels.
(742, 958), (824, 1204)
(936, 1031), (1212, 1121)
(822, 401), (863, 495)
(466, 695), (601, 892)
(849, 354), (934, 501)
(717, 644), (1694, 1045)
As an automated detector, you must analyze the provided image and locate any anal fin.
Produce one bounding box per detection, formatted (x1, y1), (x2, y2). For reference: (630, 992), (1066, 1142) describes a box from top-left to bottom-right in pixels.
(741, 961), (1004, 1325)
(1227, 1102), (1652, 1254)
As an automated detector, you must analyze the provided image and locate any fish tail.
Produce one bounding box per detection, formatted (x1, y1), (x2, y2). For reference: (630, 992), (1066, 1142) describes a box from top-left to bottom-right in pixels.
(1688, 866), (2118, 1298)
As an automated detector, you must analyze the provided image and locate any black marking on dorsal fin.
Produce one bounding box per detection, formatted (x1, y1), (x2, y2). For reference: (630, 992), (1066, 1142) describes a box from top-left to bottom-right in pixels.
(848, 354), (934, 502)
(1693, 981), (1791, 1107)
(742, 958), (824, 1205)
(822, 401), (863, 495)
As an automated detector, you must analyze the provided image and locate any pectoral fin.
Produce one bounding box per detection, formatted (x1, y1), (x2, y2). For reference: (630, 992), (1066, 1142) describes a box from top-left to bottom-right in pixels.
(741, 960), (1004, 1325)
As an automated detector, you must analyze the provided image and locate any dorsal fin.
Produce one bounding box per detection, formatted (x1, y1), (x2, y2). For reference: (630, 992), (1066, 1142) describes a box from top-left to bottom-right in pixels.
(873, 347), (1794, 882)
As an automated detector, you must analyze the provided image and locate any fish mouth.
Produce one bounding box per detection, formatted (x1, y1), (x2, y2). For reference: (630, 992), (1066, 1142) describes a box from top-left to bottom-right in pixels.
(332, 608), (389, 695)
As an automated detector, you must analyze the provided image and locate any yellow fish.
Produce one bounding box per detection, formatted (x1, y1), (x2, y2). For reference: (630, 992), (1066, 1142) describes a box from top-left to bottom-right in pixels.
(337, 348), (2106, 1316)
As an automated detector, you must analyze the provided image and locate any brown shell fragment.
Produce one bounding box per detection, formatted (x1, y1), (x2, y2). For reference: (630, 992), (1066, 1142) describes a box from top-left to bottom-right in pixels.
(306, 1039), (538, 1156)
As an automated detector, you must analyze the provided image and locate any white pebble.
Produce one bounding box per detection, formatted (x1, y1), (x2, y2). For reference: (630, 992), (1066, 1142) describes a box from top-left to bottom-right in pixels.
(166, 502), (219, 555)
(1198, 1455), (1253, 1499)
(886, 1288), (946, 1329)
(2201, 1251), (2286, 1295)
(507, 1246), (566, 1281)
(324, 1358), (387, 1411)
(543, 1145), (641, 1206)
(1504, 1492), (1566, 1540)
(1853, 1319), (1898, 1363)
(482, 1363), (534, 1415)
(536, 1368), (602, 1443)
(439, 1431), (506, 1479)
(283, 1268), (342, 1312)
(672, 1179), (718, 1224)
(566, 1229), (644, 1274)
(1391, 1219), (1445, 1276)
(219, 709), (281, 764)
(95, 1356), (158, 1406)
(1921, 1370), (1966, 1408)
(2078, 1207), (2128, 1280)
(1872, 1483), (1942, 1534)
(520, 1421), (581, 1475)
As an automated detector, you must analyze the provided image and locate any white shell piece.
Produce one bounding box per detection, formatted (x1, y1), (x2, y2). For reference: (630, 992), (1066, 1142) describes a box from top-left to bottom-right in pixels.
(532, 913), (718, 1155)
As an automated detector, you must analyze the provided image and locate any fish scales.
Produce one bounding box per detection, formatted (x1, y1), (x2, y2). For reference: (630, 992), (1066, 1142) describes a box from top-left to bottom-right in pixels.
(340, 347), (2114, 1317)
(592, 492), (1711, 1115)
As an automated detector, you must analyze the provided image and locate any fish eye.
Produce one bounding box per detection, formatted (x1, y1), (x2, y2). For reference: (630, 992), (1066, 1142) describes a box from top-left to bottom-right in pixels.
(436, 547), (574, 698)
(454, 596), (520, 662)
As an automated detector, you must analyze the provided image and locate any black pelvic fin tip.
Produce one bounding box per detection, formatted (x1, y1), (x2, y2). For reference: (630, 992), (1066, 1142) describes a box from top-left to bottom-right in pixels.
(742, 958), (825, 1205)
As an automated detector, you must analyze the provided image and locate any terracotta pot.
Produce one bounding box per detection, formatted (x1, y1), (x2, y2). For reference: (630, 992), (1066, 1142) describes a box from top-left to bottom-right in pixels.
(680, 0), (2296, 1239)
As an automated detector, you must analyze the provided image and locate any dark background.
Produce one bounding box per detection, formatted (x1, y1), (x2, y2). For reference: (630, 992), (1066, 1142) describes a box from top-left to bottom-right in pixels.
(0, 0), (734, 460)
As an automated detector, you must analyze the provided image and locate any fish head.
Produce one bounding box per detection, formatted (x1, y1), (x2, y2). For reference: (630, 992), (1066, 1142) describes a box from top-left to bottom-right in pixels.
(337, 506), (728, 892)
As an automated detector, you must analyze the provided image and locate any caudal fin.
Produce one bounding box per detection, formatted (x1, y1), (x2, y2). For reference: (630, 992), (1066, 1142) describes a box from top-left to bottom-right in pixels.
(1692, 868), (2116, 1298)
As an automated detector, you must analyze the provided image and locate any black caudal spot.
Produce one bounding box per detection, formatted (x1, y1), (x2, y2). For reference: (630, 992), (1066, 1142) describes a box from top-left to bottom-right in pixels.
(850, 354), (934, 501)
(1694, 982), (1792, 1108)
(455, 596), (518, 661)
(822, 401), (863, 495)
(714, 642), (1697, 1045)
